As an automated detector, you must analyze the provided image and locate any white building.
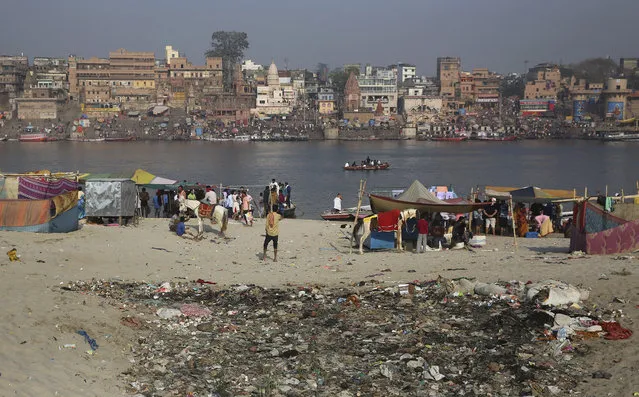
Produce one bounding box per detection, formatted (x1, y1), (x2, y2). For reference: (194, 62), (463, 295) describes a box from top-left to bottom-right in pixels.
(357, 67), (398, 115)
(253, 61), (293, 117)
(165, 45), (179, 65)
(398, 63), (416, 83)
(241, 59), (264, 72)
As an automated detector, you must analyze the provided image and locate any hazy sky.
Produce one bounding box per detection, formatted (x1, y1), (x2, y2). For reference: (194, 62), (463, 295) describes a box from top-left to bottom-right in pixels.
(2, 0), (637, 75)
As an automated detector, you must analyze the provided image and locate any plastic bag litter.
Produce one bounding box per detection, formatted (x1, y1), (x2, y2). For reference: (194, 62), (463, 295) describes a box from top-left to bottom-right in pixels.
(474, 282), (508, 296)
(525, 280), (589, 306)
(7, 248), (19, 262)
(156, 308), (182, 319)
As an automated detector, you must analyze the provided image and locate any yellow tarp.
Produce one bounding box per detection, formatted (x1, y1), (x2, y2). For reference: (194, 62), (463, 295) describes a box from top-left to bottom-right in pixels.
(131, 169), (156, 185)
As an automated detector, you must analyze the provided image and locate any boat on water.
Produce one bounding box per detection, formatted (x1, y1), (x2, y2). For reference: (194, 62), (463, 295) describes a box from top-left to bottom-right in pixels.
(600, 132), (639, 142)
(233, 135), (251, 142)
(105, 136), (136, 142)
(344, 162), (391, 171)
(430, 136), (468, 142)
(19, 133), (49, 142)
(473, 134), (517, 142)
(280, 204), (296, 218)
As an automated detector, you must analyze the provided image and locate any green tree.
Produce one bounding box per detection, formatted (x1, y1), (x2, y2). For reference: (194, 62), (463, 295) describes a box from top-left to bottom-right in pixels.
(316, 63), (329, 83)
(329, 66), (360, 94)
(205, 31), (249, 92)
(570, 58), (618, 83)
(500, 74), (525, 98)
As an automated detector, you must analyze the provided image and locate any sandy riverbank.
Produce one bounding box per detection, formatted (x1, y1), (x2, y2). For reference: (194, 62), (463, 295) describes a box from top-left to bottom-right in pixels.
(0, 218), (637, 395)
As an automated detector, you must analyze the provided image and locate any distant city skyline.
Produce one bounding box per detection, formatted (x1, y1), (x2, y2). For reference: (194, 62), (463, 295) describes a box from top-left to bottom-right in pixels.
(2, 0), (637, 76)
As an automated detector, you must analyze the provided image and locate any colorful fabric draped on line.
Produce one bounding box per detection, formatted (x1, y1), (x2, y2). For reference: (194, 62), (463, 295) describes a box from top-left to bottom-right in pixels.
(18, 177), (78, 200)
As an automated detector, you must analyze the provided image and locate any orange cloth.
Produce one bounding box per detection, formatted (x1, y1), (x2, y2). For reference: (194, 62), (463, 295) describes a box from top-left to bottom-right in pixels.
(0, 198), (50, 227)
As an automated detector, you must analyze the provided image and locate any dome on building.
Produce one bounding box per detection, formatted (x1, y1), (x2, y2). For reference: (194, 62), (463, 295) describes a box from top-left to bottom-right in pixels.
(267, 60), (280, 86)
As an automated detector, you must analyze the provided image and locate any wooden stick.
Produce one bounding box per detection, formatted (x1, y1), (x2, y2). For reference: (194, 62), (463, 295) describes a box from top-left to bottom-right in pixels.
(509, 196), (517, 251)
(350, 179), (366, 255)
(605, 185), (608, 197)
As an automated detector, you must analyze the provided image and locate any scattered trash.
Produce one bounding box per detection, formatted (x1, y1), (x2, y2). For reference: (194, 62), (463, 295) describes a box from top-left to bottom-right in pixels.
(155, 282), (172, 293)
(525, 280), (589, 306)
(600, 321), (633, 340)
(6, 248), (19, 262)
(151, 247), (172, 252)
(76, 330), (98, 351)
(610, 268), (632, 276)
(156, 308), (182, 319)
(592, 370), (612, 379)
(195, 278), (216, 285)
(180, 304), (212, 317)
(62, 344), (76, 349)
(120, 316), (143, 329)
(59, 277), (625, 396)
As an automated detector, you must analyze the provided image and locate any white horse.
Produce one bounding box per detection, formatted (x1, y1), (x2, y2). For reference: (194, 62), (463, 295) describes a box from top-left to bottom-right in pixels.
(178, 199), (229, 239)
(351, 208), (419, 254)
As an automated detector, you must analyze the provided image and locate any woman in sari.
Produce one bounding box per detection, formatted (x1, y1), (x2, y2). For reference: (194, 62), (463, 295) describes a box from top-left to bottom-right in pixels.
(514, 203), (529, 237)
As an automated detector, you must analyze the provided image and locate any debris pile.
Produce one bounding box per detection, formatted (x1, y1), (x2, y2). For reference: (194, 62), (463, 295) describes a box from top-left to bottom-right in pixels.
(61, 277), (631, 396)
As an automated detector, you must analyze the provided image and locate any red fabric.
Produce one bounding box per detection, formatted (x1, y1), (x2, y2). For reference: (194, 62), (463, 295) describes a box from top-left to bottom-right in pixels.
(600, 321), (633, 340)
(377, 209), (401, 232)
(417, 218), (429, 234)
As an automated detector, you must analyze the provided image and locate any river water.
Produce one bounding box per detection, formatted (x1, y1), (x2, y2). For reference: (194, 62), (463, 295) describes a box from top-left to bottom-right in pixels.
(1, 140), (638, 218)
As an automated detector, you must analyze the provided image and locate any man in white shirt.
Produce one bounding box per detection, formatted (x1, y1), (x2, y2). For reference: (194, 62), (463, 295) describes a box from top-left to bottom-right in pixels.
(269, 178), (279, 195)
(204, 186), (217, 205)
(333, 193), (343, 213)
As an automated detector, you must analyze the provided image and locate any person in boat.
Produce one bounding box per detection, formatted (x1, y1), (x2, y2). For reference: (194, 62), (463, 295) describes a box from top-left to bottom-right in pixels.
(284, 182), (291, 206)
(352, 161), (357, 167)
(332, 193), (343, 213)
(345, 162), (350, 168)
(366, 156), (370, 164)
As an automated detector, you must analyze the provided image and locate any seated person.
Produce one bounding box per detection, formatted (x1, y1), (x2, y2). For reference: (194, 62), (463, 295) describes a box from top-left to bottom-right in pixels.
(169, 212), (180, 232)
(176, 217), (186, 237)
(450, 216), (472, 247)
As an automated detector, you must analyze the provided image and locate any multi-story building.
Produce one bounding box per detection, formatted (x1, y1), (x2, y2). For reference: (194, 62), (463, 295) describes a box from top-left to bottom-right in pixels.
(0, 55), (29, 99)
(459, 68), (500, 105)
(241, 60), (264, 72)
(356, 66), (398, 115)
(620, 58), (638, 75)
(68, 56), (111, 103)
(524, 64), (563, 100)
(602, 78), (632, 120)
(437, 57), (461, 98)
(317, 87), (336, 115)
(397, 63), (416, 83)
(109, 49), (155, 105)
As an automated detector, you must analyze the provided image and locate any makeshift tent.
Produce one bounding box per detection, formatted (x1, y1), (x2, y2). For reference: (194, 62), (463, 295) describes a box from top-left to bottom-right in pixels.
(0, 175), (79, 233)
(81, 169), (178, 190)
(570, 200), (639, 254)
(396, 181), (444, 203)
(131, 169), (178, 189)
(485, 186), (576, 203)
(85, 178), (137, 218)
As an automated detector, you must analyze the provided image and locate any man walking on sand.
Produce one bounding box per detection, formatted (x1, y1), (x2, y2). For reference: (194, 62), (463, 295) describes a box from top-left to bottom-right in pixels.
(263, 204), (282, 262)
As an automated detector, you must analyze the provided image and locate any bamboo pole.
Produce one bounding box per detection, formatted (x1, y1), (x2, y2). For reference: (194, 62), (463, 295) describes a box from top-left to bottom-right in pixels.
(605, 185), (608, 197)
(509, 196), (517, 251)
(350, 179), (366, 255)
(621, 188), (625, 202)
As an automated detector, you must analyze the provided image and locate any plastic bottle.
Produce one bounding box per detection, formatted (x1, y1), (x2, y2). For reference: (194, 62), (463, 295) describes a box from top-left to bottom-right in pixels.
(557, 327), (568, 341)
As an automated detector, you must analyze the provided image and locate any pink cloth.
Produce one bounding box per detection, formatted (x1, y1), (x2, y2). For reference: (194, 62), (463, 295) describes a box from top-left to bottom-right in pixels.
(180, 304), (213, 317)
